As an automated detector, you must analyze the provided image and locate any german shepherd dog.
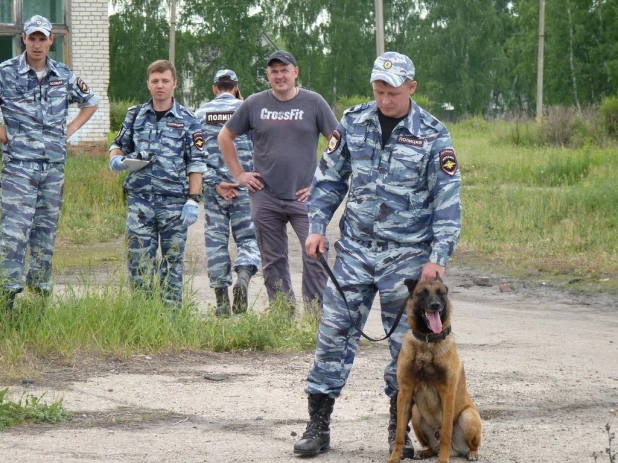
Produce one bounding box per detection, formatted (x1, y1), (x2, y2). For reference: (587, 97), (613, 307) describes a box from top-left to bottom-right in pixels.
(387, 278), (482, 463)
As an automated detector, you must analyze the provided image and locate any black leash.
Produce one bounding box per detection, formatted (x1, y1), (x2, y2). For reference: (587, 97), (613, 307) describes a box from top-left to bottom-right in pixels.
(317, 251), (408, 342)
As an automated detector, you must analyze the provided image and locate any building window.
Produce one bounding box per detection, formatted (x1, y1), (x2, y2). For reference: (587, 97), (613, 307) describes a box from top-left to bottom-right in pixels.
(0, 0), (68, 63)
(0, 0), (15, 24)
(23, 0), (64, 23)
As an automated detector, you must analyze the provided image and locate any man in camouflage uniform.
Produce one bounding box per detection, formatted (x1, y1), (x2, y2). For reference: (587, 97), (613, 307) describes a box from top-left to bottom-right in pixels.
(195, 69), (260, 316)
(0, 15), (100, 310)
(294, 52), (462, 458)
(109, 60), (206, 307)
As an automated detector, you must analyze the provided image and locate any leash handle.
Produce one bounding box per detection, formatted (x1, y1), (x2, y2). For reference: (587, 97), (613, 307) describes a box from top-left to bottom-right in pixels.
(317, 251), (407, 342)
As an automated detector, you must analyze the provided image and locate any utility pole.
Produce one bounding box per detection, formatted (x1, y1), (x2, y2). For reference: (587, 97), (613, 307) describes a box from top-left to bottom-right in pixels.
(169, 0), (176, 66)
(375, 0), (384, 56)
(536, 0), (545, 121)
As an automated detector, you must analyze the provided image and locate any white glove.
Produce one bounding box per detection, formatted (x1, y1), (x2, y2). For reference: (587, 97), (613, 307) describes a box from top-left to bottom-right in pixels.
(109, 155), (128, 172)
(180, 199), (199, 227)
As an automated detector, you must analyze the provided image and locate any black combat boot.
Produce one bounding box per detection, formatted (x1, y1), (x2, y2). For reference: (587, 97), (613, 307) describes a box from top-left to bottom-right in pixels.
(293, 393), (335, 456)
(214, 288), (231, 316)
(388, 394), (415, 459)
(232, 266), (252, 314)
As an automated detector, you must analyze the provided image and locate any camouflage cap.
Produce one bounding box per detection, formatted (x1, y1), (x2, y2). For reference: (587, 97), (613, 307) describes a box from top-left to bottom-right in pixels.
(214, 69), (238, 83)
(370, 52), (415, 87)
(24, 15), (52, 37)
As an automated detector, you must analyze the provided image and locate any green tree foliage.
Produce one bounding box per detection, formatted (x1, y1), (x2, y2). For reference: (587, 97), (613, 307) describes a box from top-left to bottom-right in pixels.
(109, 1), (170, 102)
(107, 0), (618, 116)
(269, 0), (376, 104)
(400, 0), (510, 115)
(507, 0), (618, 113)
(179, 0), (272, 105)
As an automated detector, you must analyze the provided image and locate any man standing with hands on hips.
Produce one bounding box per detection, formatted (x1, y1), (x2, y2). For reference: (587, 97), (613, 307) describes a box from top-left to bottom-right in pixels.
(0, 15), (100, 311)
(294, 52), (462, 458)
(109, 60), (206, 307)
(218, 51), (338, 314)
(195, 69), (260, 316)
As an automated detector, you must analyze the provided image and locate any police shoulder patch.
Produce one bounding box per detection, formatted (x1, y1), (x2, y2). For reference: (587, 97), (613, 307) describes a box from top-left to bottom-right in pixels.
(326, 129), (342, 154)
(193, 132), (205, 151)
(439, 149), (458, 176)
(76, 77), (90, 94)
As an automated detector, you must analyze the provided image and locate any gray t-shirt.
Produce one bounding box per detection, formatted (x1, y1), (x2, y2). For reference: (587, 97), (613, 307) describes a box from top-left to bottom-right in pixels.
(225, 89), (338, 200)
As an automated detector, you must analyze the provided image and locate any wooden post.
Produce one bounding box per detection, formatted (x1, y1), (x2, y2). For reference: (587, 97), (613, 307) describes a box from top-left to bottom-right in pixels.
(375, 0), (384, 56)
(536, 0), (545, 121)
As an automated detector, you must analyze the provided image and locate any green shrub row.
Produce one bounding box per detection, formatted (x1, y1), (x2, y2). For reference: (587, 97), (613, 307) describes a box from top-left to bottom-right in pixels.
(109, 99), (138, 132)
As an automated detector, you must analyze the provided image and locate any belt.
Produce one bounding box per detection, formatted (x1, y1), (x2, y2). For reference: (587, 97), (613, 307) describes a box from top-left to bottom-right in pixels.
(6, 160), (61, 171)
(347, 237), (402, 251)
(346, 236), (432, 252)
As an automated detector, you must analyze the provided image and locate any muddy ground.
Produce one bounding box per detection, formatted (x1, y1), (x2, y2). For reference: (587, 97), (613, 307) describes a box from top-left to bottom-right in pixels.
(0, 204), (616, 463)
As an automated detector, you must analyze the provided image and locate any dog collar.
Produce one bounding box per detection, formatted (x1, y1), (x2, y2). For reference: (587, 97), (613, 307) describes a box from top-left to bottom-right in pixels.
(412, 326), (452, 343)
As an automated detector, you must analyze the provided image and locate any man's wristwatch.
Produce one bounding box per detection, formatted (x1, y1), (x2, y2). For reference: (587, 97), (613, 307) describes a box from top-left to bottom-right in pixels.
(188, 194), (201, 203)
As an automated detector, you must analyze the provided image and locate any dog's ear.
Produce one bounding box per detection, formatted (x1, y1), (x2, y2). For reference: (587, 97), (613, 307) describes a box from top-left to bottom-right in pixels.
(435, 271), (443, 283)
(404, 279), (419, 294)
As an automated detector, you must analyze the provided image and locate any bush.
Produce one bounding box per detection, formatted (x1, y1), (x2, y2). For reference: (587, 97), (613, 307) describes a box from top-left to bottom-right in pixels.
(493, 111), (542, 147)
(110, 99), (138, 132)
(599, 96), (618, 138)
(455, 116), (489, 132)
(333, 95), (371, 120)
(492, 106), (605, 148)
(412, 93), (440, 115)
(333, 93), (440, 121)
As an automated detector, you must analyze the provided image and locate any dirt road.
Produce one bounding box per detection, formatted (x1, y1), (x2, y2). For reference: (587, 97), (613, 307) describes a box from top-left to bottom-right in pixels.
(1, 204), (617, 462)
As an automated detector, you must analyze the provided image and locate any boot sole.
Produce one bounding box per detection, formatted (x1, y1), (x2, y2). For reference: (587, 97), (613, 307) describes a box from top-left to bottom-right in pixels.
(293, 444), (330, 456)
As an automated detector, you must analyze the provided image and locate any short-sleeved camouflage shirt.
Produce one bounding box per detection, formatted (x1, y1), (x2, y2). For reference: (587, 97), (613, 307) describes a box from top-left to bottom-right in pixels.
(0, 52), (100, 164)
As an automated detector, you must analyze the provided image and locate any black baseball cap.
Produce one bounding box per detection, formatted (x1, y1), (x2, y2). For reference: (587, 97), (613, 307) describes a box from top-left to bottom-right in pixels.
(267, 50), (297, 67)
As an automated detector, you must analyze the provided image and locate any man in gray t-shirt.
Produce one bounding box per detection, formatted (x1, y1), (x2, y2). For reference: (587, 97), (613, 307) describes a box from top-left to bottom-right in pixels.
(219, 50), (338, 312)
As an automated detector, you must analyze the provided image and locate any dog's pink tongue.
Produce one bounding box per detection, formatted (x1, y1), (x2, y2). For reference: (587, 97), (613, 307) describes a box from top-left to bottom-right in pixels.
(426, 311), (442, 334)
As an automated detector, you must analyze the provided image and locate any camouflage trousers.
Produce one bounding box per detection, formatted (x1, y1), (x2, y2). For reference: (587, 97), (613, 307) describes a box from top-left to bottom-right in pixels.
(305, 236), (431, 399)
(126, 194), (188, 305)
(0, 161), (65, 293)
(203, 186), (260, 288)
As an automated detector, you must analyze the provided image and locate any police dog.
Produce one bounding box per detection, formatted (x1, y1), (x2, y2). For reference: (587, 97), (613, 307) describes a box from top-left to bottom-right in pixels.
(387, 277), (482, 463)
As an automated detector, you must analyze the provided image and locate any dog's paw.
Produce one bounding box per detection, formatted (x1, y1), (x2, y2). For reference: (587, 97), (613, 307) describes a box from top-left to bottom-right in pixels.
(467, 450), (479, 461)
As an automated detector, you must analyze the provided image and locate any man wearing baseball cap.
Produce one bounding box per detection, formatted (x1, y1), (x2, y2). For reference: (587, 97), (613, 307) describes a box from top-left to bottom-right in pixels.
(195, 69), (260, 316)
(294, 52), (462, 459)
(0, 14), (100, 311)
(218, 51), (338, 315)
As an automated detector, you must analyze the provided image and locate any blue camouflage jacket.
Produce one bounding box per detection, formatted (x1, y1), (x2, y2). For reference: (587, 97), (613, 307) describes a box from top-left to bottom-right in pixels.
(110, 99), (207, 197)
(0, 52), (100, 164)
(308, 100), (462, 267)
(195, 93), (253, 188)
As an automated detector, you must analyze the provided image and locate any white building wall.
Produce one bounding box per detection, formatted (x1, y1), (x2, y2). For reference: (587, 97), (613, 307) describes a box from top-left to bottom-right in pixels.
(67, 0), (109, 144)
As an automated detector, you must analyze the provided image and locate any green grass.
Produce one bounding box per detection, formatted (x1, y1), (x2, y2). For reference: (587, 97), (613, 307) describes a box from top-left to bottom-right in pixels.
(0, 279), (319, 376)
(60, 151), (126, 245)
(0, 387), (71, 431)
(451, 121), (618, 288)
